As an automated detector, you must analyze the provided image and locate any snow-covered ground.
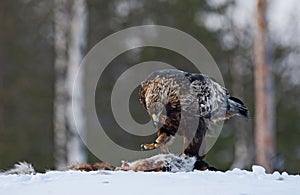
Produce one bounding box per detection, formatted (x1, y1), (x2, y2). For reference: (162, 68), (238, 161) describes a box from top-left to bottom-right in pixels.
(0, 165), (299, 195)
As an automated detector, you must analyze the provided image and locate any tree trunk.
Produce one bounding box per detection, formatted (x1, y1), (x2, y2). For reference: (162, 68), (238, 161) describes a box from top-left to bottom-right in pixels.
(253, 0), (275, 173)
(66, 0), (88, 165)
(53, 0), (70, 169)
(53, 0), (88, 169)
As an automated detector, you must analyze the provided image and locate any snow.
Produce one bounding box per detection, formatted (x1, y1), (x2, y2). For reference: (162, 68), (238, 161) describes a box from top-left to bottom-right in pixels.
(0, 166), (299, 195)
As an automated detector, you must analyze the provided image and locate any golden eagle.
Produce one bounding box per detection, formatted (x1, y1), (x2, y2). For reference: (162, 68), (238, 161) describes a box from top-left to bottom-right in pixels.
(139, 69), (249, 170)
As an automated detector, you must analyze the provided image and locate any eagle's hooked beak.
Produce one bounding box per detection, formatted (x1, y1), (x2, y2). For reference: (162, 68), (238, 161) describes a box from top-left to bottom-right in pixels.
(152, 114), (159, 125)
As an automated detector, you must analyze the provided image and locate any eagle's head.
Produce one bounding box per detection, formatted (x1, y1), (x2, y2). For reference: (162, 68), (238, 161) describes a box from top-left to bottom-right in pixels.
(148, 102), (166, 128)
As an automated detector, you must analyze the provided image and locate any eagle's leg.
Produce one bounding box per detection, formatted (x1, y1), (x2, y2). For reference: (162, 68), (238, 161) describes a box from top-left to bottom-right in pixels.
(141, 132), (170, 153)
(181, 118), (217, 171)
(183, 123), (206, 157)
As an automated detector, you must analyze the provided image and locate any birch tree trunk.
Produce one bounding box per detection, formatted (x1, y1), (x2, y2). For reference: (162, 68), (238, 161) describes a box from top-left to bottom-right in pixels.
(66, 0), (88, 165)
(54, 0), (69, 169)
(54, 0), (88, 169)
(254, 0), (275, 173)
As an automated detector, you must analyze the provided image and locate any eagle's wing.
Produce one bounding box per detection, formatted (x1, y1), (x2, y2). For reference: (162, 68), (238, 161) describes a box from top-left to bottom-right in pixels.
(179, 73), (212, 117)
(180, 73), (228, 118)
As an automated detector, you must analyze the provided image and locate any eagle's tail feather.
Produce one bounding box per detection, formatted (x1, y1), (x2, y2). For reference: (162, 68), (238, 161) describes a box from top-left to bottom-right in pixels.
(228, 96), (249, 119)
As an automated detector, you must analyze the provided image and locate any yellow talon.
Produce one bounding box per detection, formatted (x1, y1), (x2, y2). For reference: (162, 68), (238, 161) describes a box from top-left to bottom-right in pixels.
(141, 143), (154, 150)
(141, 142), (162, 150)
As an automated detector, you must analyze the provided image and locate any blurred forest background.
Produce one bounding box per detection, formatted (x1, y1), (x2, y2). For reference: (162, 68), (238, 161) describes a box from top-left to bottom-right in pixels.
(0, 0), (299, 173)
